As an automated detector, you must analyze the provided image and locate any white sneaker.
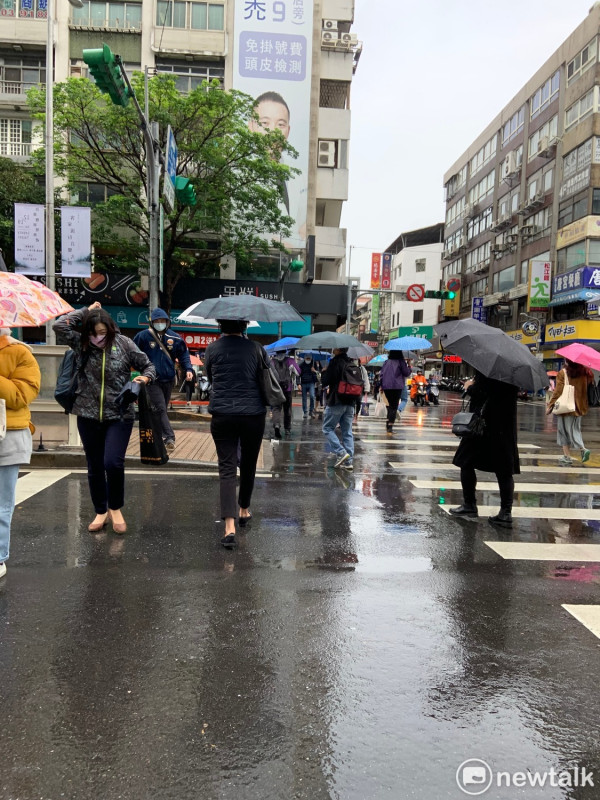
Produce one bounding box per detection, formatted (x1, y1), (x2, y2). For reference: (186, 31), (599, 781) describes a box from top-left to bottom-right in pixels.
(165, 440), (176, 452)
(334, 452), (350, 468)
(0, 563), (6, 578)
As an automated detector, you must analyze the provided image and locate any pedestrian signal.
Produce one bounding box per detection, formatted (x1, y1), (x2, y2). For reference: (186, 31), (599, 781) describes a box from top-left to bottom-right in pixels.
(174, 176), (197, 206)
(289, 258), (304, 272)
(83, 44), (130, 107)
(424, 290), (456, 300)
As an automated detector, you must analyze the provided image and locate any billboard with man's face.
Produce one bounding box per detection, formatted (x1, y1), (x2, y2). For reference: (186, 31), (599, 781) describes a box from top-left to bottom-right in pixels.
(233, 0), (313, 249)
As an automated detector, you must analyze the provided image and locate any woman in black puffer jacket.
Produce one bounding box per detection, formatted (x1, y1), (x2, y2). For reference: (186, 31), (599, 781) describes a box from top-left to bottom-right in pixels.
(205, 319), (267, 547)
(53, 302), (155, 534)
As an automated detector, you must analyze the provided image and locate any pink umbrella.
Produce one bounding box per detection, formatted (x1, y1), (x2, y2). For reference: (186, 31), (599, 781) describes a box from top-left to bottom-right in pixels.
(0, 273), (73, 327)
(556, 342), (600, 371)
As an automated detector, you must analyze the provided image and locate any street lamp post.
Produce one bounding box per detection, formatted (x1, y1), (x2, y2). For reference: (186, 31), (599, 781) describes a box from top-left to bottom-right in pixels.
(45, 0), (83, 345)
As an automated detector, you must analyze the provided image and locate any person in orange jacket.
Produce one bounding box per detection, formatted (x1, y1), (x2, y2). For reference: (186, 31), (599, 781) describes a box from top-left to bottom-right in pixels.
(410, 370), (428, 402)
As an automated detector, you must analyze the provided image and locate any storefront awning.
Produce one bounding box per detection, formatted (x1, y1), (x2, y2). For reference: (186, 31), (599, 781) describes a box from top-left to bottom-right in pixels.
(548, 289), (600, 307)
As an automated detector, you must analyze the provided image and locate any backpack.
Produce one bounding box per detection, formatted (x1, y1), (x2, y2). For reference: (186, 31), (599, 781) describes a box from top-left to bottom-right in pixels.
(271, 356), (290, 387)
(338, 362), (364, 398)
(54, 349), (89, 413)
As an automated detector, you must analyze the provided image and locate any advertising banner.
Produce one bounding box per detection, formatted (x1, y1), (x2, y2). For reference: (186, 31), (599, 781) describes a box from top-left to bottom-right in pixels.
(164, 125), (177, 212)
(370, 252), (381, 289)
(381, 252), (392, 290)
(371, 293), (380, 332)
(233, 0), (313, 250)
(14, 203), (45, 275)
(528, 260), (551, 312)
(556, 215), (600, 250)
(471, 296), (487, 323)
(60, 207), (92, 278)
(544, 319), (600, 344)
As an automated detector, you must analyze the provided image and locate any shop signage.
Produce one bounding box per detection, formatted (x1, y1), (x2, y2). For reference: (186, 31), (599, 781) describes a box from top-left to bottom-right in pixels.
(389, 324), (434, 340)
(381, 252), (392, 290)
(553, 266), (600, 295)
(183, 333), (220, 348)
(528, 260), (551, 312)
(559, 167), (591, 201)
(443, 355), (462, 363)
(506, 327), (538, 347)
(443, 289), (460, 318)
(371, 293), (380, 332)
(471, 296), (487, 323)
(543, 319), (600, 344)
(370, 253), (381, 289)
(556, 216), (600, 250)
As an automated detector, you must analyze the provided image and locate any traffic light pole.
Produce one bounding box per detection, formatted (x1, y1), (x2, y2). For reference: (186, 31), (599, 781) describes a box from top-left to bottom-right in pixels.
(115, 58), (162, 311)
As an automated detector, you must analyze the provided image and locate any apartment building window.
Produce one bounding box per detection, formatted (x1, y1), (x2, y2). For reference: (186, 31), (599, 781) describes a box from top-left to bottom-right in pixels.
(72, 182), (119, 205)
(501, 107), (525, 147)
(522, 206), (552, 235)
(557, 241), (586, 272)
(446, 197), (465, 226)
(469, 134), (497, 177)
(558, 195), (588, 228)
(543, 167), (553, 192)
(445, 165), (467, 200)
(4, 0), (49, 19)
(155, 59), (224, 90)
(565, 87), (597, 130)
(567, 37), (598, 85)
(443, 260), (461, 283)
(413, 309), (423, 324)
(415, 259), (426, 272)
(465, 242), (490, 272)
(492, 265), (515, 293)
(520, 260), (529, 284)
(319, 80), (349, 109)
(0, 118), (32, 157)
(445, 229), (463, 253)
(527, 114), (558, 161)
(588, 240), (600, 264)
(593, 188), (600, 214)
(468, 169), (494, 205)
(530, 71), (559, 119)
(498, 188), (519, 218)
(70, 59), (140, 78)
(156, 1), (224, 30)
(0, 55), (45, 94)
(467, 207), (492, 240)
(71, 0), (142, 28)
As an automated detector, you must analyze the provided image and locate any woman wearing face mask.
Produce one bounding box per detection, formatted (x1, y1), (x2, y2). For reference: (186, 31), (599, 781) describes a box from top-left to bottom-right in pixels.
(53, 302), (156, 534)
(299, 353), (317, 419)
(269, 349), (300, 437)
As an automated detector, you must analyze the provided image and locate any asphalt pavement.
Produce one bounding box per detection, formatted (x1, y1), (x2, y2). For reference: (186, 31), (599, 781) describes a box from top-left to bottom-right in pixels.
(3, 394), (600, 800)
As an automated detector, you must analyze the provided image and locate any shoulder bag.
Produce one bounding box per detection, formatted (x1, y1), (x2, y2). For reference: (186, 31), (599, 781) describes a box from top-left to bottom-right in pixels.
(552, 370), (576, 415)
(254, 343), (286, 406)
(452, 398), (487, 438)
(54, 349), (90, 413)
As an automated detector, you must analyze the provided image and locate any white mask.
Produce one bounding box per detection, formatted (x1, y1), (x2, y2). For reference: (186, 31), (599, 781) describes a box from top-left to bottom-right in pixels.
(153, 322), (167, 332)
(304, 358), (311, 363)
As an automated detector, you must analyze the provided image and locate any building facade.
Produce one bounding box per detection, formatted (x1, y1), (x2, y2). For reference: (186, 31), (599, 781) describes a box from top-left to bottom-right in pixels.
(442, 2), (600, 364)
(0, 0), (360, 331)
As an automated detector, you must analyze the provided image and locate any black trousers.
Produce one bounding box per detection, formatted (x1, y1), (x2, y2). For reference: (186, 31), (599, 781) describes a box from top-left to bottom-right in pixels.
(77, 417), (134, 513)
(383, 389), (401, 424)
(210, 413), (266, 519)
(460, 466), (514, 510)
(271, 390), (293, 431)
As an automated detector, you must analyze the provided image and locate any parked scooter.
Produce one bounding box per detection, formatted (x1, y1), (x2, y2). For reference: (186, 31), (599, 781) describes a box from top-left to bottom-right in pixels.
(427, 379), (440, 406)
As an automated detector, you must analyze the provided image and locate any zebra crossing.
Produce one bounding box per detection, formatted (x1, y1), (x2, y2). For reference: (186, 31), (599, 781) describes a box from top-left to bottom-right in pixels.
(360, 422), (600, 643)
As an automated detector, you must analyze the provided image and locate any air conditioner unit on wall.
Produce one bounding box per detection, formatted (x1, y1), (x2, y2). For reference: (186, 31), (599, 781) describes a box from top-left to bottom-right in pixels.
(501, 151), (517, 179)
(323, 18), (338, 30)
(318, 139), (336, 168)
(321, 31), (338, 45)
(340, 32), (358, 44)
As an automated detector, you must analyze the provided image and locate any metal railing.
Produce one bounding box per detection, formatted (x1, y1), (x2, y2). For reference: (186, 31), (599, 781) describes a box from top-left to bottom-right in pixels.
(0, 142), (33, 157)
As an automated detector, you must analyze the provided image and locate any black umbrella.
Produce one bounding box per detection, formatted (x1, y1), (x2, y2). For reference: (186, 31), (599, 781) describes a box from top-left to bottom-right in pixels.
(435, 318), (548, 392)
(180, 295), (304, 323)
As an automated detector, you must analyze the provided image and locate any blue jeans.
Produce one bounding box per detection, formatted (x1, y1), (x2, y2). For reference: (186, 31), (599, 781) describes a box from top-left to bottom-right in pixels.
(0, 464), (20, 562)
(323, 403), (355, 461)
(301, 383), (316, 415)
(399, 384), (409, 413)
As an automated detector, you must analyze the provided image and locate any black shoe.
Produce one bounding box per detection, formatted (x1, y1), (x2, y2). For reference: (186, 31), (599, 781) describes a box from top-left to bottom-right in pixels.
(220, 533), (237, 548)
(449, 504), (478, 518)
(274, 426), (281, 439)
(488, 509), (513, 528)
(239, 513), (252, 527)
(285, 429), (292, 436)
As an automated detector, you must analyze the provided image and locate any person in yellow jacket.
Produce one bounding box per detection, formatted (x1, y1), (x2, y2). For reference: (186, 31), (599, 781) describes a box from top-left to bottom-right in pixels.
(0, 328), (41, 578)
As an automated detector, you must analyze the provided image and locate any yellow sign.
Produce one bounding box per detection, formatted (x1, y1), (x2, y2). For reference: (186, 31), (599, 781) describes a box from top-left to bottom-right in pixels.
(443, 290), (461, 318)
(556, 215), (600, 249)
(543, 319), (600, 343)
(506, 328), (538, 347)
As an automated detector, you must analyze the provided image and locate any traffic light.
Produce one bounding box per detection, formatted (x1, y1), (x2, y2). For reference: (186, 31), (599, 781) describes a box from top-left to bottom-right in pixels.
(174, 176), (197, 206)
(424, 289), (456, 300)
(289, 258), (304, 272)
(83, 44), (130, 107)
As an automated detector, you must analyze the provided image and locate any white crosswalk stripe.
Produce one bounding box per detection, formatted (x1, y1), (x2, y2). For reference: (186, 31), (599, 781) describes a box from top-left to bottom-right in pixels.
(367, 440), (540, 449)
(562, 605), (600, 641)
(15, 470), (71, 504)
(411, 479), (600, 494)
(390, 462), (600, 474)
(440, 506), (600, 521)
(486, 542), (600, 560)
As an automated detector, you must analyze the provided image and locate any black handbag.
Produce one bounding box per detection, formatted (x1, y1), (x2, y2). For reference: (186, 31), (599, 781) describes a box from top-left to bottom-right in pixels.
(137, 385), (169, 465)
(54, 349), (89, 413)
(452, 398), (487, 438)
(255, 344), (286, 406)
(588, 381), (600, 408)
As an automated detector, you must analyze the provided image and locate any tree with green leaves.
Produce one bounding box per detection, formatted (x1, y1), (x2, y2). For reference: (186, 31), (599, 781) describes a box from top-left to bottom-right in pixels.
(0, 156), (45, 269)
(28, 74), (297, 310)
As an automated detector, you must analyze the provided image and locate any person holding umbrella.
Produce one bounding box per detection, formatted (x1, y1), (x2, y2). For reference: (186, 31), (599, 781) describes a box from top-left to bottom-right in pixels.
(380, 351), (411, 433)
(547, 345), (596, 465)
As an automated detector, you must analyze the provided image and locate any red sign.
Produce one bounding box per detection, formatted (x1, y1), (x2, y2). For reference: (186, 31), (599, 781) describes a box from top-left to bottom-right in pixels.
(443, 355), (462, 363)
(381, 253), (392, 290)
(370, 253), (381, 289)
(406, 283), (425, 302)
(183, 333), (220, 347)
(447, 278), (461, 292)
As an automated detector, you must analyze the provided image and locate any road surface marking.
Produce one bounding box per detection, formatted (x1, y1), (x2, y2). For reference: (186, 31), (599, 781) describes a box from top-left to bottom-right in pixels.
(68, 469), (272, 478)
(15, 470), (71, 504)
(369, 440), (540, 449)
(411, 479), (600, 494)
(441, 505), (600, 520)
(562, 605), (600, 640)
(390, 462), (600, 474)
(485, 542), (600, 560)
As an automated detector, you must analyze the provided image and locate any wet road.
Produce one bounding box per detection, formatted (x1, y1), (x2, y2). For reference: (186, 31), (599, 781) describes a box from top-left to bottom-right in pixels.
(3, 394), (600, 799)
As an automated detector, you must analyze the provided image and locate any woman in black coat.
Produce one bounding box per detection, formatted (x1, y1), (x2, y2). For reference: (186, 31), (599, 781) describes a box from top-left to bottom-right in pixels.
(449, 371), (519, 528)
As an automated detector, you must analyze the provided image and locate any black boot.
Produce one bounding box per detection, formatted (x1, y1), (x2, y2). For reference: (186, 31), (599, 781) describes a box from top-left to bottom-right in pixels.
(449, 504), (478, 518)
(488, 508), (513, 528)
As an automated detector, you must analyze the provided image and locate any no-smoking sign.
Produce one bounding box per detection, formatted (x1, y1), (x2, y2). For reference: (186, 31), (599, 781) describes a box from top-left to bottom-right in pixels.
(406, 283), (425, 302)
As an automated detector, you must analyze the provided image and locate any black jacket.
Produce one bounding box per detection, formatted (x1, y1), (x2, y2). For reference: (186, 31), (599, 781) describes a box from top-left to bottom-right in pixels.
(321, 353), (354, 406)
(452, 374), (520, 475)
(299, 360), (317, 385)
(205, 335), (267, 416)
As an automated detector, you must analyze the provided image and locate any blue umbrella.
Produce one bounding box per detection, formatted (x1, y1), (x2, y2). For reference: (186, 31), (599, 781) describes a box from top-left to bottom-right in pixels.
(298, 350), (331, 361)
(385, 335), (432, 352)
(265, 336), (300, 352)
(368, 354), (388, 366)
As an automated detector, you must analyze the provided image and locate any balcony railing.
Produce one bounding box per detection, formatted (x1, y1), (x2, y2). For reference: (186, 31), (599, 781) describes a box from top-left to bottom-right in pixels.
(0, 80), (44, 96)
(69, 17), (141, 30)
(0, 142), (33, 157)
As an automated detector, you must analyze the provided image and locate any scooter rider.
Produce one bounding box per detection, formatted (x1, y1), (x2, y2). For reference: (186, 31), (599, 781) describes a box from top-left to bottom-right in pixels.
(133, 308), (194, 451)
(410, 370), (428, 406)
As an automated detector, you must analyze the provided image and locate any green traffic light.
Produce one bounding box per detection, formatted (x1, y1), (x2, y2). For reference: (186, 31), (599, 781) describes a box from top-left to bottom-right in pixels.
(174, 176), (197, 206)
(446, 291), (455, 299)
(83, 44), (130, 107)
(289, 258), (304, 272)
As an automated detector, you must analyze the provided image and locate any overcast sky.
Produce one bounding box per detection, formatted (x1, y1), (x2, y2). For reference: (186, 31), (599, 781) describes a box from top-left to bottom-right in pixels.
(341, 0), (595, 288)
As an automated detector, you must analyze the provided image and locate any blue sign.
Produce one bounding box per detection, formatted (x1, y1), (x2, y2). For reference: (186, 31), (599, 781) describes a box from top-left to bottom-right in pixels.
(553, 266), (600, 296)
(164, 125), (177, 210)
(471, 296), (487, 323)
